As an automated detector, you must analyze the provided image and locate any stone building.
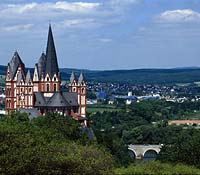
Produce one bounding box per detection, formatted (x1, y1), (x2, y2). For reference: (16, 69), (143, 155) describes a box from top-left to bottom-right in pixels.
(5, 25), (86, 125)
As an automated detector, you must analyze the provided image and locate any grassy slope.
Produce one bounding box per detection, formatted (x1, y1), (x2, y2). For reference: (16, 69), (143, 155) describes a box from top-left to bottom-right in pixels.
(87, 104), (120, 113)
(114, 161), (200, 175)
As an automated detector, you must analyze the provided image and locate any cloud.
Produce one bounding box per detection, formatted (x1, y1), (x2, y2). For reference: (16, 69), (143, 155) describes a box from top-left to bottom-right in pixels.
(55, 2), (100, 11)
(0, 0), (139, 32)
(0, 24), (33, 32)
(0, 1), (106, 32)
(60, 18), (99, 28)
(98, 38), (113, 43)
(107, 0), (142, 12)
(108, 0), (142, 6)
(0, 1), (101, 16)
(156, 9), (200, 23)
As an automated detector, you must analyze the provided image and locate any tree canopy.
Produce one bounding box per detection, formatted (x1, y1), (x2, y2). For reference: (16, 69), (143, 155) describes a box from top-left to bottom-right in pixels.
(0, 112), (114, 175)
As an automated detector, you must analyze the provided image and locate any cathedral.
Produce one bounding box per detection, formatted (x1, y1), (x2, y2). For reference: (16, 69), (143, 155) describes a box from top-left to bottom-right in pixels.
(5, 25), (87, 125)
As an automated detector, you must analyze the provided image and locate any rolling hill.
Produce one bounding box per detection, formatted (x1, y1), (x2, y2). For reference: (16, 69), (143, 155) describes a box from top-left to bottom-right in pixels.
(1, 65), (200, 85)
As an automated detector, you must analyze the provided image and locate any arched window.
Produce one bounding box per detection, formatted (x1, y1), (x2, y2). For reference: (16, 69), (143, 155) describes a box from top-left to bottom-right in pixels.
(54, 77), (56, 81)
(46, 84), (50, 92)
(73, 87), (76, 92)
(82, 88), (84, 93)
(47, 77), (49, 81)
(54, 84), (56, 92)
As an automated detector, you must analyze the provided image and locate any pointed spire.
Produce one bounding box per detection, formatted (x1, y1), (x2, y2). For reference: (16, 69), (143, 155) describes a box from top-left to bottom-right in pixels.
(25, 70), (31, 84)
(70, 71), (76, 83)
(45, 24), (59, 78)
(9, 51), (25, 80)
(78, 72), (85, 83)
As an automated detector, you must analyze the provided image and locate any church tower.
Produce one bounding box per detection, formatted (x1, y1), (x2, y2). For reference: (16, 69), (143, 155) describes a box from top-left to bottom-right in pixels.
(77, 72), (86, 117)
(33, 24), (60, 95)
(5, 51), (26, 111)
(69, 72), (86, 118)
(68, 71), (78, 92)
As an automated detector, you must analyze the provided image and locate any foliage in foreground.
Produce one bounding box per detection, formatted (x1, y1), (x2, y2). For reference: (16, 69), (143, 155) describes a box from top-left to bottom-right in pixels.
(114, 161), (200, 175)
(158, 129), (200, 168)
(0, 112), (114, 175)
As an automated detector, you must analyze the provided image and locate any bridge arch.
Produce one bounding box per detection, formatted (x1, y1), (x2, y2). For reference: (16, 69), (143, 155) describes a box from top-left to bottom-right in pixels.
(143, 148), (160, 156)
(128, 148), (137, 159)
(143, 149), (158, 160)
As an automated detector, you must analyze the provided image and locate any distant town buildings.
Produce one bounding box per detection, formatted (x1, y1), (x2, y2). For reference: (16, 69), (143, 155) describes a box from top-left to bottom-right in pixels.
(86, 82), (200, 104)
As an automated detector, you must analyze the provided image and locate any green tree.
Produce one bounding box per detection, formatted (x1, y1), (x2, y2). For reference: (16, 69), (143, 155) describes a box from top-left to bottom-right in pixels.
(0, 113), (114, 175)
(158, 129), (200, 167)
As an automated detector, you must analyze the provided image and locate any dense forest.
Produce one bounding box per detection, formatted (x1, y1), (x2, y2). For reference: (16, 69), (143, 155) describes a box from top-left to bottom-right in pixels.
(2, 100), (200, 174)
(0, 112), (114, 175)
(89, 100), (200, 169)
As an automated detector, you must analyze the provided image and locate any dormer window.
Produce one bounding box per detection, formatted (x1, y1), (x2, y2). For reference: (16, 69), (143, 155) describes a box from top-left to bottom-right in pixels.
(54, 77), (56, 81)
(47, 77), (49, 81)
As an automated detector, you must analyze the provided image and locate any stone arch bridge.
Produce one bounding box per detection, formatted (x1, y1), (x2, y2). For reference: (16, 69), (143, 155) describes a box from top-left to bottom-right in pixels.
(128, 144), (163, 160)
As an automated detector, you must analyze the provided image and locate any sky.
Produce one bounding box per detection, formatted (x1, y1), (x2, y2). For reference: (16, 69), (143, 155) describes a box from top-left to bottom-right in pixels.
(1, 0), (200, 70)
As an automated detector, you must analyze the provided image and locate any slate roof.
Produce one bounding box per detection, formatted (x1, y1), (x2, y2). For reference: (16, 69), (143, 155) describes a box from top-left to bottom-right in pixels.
(34, 92), (46, 106)
(34, 92), (78, 107)
(9, 51), (25, 80)
(78, 72), (85, 83)
(62, 92), (79, 106)
(25, 70), (31, 84)
(38, 53), (46, 79)
(81, 127), (95, 140)
(18, 108), (38, 119)
(70, 71), (76, 83)
(45, 25), (59, 78)
(47, 93), (69, 107)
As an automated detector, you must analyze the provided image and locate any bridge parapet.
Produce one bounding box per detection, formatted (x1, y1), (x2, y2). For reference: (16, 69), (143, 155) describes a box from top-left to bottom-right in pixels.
(128, 144), (163, 160)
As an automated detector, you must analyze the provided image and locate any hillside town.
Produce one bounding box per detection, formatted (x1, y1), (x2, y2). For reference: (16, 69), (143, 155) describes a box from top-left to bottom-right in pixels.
(2, 80), (200, 112)
(86, 82), (200, 104)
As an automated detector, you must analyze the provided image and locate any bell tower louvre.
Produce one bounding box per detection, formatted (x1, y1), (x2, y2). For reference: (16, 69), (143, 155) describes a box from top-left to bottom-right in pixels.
(5, 25), (87, 126)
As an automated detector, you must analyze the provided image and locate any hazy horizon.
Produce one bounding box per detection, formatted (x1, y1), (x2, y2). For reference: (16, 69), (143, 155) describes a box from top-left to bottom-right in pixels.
(1, 0), (200, 70)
